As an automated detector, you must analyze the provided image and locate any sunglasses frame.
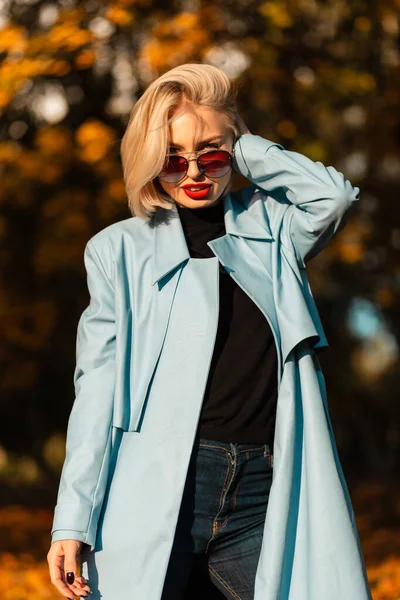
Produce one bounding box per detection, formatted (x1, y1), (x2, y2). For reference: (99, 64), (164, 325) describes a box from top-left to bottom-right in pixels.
(158, 147), (235, 184)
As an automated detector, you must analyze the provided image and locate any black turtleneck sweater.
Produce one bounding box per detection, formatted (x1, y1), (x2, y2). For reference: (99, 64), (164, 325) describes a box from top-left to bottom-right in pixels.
(177, 198), (278, 446)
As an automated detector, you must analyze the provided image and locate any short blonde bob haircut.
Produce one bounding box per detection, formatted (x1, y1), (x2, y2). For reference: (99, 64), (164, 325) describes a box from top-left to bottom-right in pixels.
(120, 62), (241, 220)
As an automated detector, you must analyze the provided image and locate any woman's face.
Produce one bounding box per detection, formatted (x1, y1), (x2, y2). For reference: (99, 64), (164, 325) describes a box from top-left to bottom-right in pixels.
(157, 104), (235, 209)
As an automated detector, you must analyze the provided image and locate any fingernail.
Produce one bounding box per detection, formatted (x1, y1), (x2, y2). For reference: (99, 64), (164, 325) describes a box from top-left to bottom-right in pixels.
(66, 571), (75, 584)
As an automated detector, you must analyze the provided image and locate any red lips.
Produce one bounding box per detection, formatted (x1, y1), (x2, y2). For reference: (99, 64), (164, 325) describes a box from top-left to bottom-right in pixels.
(182, 184), (212, 188)
(182, 184), (212, 199)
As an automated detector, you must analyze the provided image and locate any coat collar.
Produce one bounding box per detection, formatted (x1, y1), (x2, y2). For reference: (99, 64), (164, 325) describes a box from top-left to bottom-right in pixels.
(150, 188), (273, 286)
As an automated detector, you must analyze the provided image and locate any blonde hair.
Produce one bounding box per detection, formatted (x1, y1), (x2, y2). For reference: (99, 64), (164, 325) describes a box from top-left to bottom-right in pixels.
(120, 62), (241, 220)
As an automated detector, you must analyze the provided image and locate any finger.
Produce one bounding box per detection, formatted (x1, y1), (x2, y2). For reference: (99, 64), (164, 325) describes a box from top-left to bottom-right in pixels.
(63, 544), (80, 588)
(68, 582), (89, 597)
(75, 575), (91, 592)
(72, 576), (91, 595)
(61, 573), (88, 598)
(49, 552), (75, 599)
(49, 563), (75, 600)
(60, 567), (91, 598)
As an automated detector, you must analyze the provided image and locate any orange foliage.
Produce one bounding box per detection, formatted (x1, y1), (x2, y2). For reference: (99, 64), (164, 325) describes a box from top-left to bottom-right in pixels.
(355, 17), (373, 33)
(139, 12), (210, 70)
(258, 2), (293, 28)
(75, 49), (96, 69)
(333, 219), (373, 264)
(105, 5), (135, 27)
(0, 507), (52, 555)
(47, 24), (93, 52)
(0, 554), (53, 600)
(76, 119), (117, 164)
(0, 25), (27, 53)
(276, 119), (297, 139)
(368, 556), (400, 600)
(375, 288), (395, 309)
(0, 10), (95, 109)
(34, 126), (74, 157)
(107, 179), (127, 201)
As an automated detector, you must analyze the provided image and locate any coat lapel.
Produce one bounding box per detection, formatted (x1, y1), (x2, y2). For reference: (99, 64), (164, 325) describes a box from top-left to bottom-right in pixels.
(151, 188), (273, 286)
(151, 191), (282, 383)
(151, 204), (190, 286)
(116, 208), (191, 431)
(210, 191), (282, 378)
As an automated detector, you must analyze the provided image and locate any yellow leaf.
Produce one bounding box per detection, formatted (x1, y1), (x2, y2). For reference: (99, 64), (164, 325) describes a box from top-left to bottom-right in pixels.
(259, 2), (293, 28)
(45, 59), (71, 76)
(75, 48), (96, 68)
(105, 6), (135, 27)
(0, 25), (27, 53)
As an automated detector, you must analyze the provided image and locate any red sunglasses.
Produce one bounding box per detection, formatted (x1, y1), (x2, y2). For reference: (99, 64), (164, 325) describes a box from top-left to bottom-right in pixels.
(158, 148), (235, 184)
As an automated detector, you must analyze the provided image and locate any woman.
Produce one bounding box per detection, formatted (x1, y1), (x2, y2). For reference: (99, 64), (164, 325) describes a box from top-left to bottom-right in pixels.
(47, 63), (372, 600)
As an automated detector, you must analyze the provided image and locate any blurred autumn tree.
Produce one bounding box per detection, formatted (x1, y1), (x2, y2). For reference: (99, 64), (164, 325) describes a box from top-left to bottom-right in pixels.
(0, 0), (399, 492)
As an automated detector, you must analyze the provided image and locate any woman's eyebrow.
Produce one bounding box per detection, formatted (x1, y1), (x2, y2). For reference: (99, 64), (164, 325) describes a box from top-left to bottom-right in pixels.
(169, 137), (223, 149)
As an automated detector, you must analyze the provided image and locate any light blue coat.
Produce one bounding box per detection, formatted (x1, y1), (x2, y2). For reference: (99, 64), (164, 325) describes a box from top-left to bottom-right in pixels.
(51, 134), (372, 599)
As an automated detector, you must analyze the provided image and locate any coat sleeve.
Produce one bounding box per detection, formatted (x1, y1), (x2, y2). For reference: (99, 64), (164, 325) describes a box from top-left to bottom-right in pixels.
(51, 240), (116, 551)
(232, 133), (360, 266)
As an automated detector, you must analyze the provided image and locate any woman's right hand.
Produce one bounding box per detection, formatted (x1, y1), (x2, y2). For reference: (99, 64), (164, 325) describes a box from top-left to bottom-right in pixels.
(47, 540), (92, 598)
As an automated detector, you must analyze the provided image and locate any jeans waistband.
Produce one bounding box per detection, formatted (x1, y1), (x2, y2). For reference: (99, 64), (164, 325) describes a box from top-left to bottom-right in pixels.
(196, 437), (273, 457)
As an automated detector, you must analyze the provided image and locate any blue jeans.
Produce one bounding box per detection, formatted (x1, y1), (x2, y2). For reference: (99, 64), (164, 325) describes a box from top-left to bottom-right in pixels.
(161, 436), (274, 600)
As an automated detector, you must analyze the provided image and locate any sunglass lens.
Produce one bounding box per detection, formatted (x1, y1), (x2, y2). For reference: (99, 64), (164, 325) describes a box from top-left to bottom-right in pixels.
(198, 151), (232, 178)
(159, 155), (187, 183)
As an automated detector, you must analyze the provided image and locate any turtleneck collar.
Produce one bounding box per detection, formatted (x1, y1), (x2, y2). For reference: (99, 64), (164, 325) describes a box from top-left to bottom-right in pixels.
(175, 197), (226, 258)
(176, 197), (224, 223)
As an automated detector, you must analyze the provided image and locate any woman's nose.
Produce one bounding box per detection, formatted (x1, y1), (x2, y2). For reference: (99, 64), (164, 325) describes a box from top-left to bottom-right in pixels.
(186, 158), (204, 180)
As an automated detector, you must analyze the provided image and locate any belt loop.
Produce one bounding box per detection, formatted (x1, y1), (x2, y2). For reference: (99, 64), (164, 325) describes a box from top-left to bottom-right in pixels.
(264, 445), (274, 469)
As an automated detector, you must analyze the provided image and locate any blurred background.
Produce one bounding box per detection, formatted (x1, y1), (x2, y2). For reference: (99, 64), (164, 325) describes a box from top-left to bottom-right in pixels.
(0, 0), (399, 597)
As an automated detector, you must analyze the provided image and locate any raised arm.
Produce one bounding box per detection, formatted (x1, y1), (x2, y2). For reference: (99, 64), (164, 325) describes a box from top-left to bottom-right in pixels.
(50, 239), (116, 548)
(232, 133), (360, 266)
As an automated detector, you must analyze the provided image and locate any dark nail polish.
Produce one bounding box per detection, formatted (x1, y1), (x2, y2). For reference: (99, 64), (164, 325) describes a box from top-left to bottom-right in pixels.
(66, 571), (75, 584)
